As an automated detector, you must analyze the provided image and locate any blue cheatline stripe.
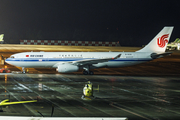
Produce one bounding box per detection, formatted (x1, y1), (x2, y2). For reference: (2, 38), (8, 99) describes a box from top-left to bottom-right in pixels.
(5, 58), (152, 62)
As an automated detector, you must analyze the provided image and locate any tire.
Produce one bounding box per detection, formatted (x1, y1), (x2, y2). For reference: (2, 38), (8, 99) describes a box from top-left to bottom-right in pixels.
(83, 71), (88, 75)
(89, 71), (94, 75)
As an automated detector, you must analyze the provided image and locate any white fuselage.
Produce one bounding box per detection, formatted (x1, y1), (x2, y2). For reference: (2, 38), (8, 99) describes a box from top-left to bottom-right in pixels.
(5, 52), (152, 69)
(4, 27), (174, 74)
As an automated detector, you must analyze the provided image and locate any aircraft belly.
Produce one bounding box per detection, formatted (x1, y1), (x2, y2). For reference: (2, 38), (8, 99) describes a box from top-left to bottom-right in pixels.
(7, 61), (55, 68)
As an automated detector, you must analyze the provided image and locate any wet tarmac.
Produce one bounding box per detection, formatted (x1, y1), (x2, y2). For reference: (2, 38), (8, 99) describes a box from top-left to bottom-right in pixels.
(0, 74), (180, 120)
(0, 45), (180, 119)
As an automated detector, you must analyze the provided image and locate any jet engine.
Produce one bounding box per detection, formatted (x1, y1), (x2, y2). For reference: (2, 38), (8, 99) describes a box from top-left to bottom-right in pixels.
(56, 64), (79, 73)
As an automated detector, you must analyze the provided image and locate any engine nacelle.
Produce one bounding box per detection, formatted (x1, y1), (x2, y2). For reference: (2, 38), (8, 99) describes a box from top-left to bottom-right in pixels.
(56, 64), (79, 73)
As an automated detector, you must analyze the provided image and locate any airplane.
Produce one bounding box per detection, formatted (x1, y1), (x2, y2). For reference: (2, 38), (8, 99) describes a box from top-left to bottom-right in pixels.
(0, 34), (4, 44)
(5, 27), (173, 75)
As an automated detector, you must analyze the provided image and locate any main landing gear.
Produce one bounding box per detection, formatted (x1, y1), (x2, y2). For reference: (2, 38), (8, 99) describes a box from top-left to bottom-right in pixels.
(83, 65), (94, 75)
(83, 70), (94, 75)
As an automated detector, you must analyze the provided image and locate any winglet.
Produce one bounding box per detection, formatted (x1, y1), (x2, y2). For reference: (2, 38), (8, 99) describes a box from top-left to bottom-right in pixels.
(113, 54), (121, 59)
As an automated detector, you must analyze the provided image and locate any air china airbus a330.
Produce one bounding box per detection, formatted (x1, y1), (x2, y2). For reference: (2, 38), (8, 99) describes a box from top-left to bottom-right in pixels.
(6, 27), (173, 75)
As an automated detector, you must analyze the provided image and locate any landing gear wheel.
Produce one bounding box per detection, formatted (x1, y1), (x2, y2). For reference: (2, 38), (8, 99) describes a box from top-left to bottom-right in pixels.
(83, 70), (94, 75)
(83, 70), (88, 75)
(89, 71), (94, 75)
(22, 67), (26, 74)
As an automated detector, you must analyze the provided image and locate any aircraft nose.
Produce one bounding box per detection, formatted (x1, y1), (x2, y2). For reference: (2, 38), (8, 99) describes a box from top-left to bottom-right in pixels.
(5, 58), (10, 64)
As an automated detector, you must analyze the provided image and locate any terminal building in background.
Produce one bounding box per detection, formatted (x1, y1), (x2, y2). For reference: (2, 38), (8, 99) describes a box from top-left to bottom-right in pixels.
(20, 40), (120, 47)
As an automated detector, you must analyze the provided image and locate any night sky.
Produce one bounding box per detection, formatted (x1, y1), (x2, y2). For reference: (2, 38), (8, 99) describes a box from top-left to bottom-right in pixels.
(0, 0), (180, 46)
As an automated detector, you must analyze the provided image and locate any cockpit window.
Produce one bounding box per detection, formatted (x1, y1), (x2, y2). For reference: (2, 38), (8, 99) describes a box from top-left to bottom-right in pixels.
(10, 56), (15, 58)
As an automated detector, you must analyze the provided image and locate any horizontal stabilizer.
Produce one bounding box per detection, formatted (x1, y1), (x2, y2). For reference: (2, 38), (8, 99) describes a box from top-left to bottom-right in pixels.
(151, 52), (172, 59)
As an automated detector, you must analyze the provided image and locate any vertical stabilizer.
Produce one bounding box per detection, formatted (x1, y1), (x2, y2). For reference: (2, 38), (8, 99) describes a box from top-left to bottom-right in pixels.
(137, 27), (174, 53)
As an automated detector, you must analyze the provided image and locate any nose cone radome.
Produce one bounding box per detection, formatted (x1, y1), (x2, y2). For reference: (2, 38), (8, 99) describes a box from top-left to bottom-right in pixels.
(5, 58), (11, 64)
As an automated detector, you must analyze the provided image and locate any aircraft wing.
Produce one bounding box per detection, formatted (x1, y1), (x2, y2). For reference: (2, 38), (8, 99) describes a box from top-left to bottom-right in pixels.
(53, 54), (121, 67)
(72, 54), (121, 66)
(151, 52), (172, 59)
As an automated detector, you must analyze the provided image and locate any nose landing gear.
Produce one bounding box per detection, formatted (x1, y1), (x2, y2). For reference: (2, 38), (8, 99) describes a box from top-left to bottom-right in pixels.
(22, 67), (28, 74)
(22, 67), (26, 73)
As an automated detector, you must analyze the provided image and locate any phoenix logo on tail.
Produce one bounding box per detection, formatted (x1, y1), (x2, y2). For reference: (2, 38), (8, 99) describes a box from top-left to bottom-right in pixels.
(157, 34), (169, 48)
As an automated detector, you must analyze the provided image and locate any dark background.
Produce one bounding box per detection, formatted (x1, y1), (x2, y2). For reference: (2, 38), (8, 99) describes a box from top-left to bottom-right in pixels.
(0, 0), (179, 46)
